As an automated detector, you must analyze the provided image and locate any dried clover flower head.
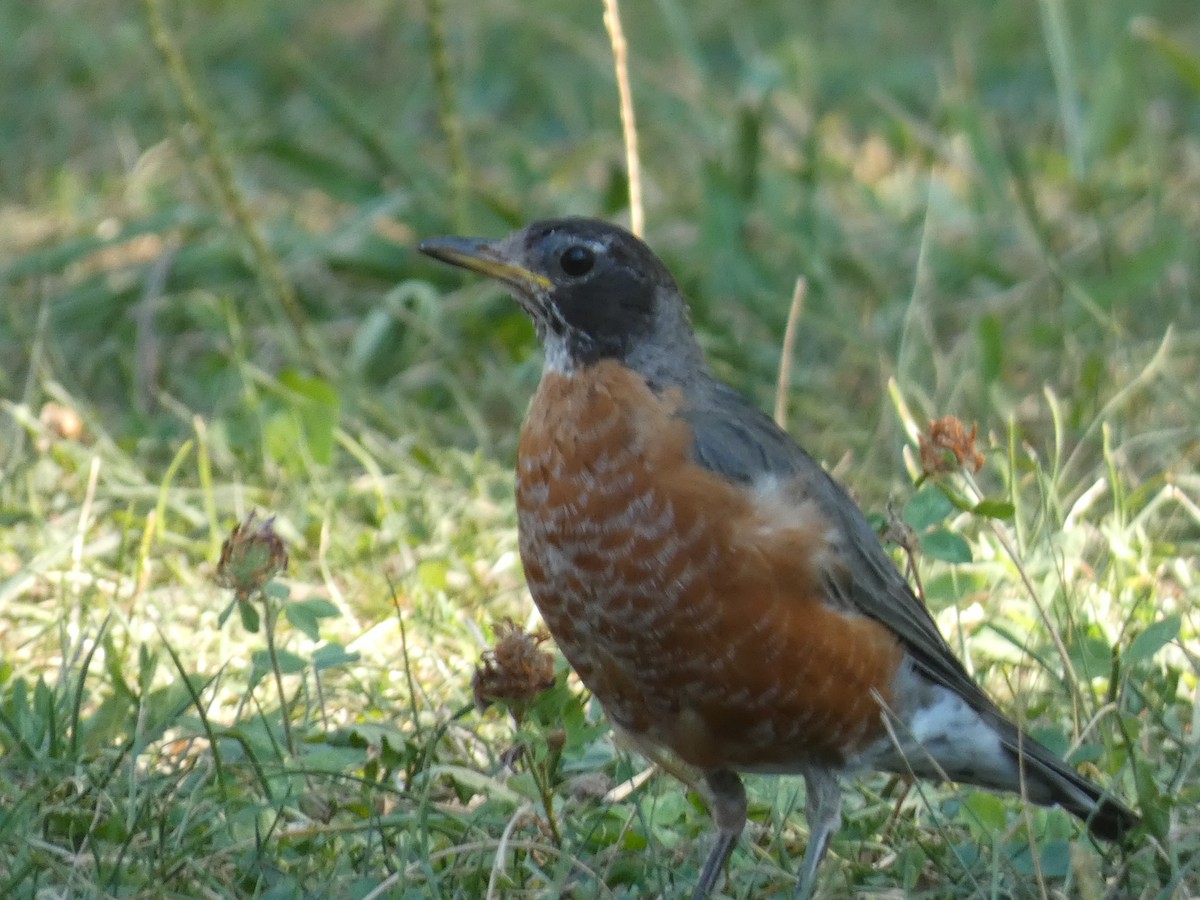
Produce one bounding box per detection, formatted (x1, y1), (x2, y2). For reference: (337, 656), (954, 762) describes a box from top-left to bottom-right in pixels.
(215, 511), (288, 599)
(919, 416), (984, 476)
(472, 620), (556, 722)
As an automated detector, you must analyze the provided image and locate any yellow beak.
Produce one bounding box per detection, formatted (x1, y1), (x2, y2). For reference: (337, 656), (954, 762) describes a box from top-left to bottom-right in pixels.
(418, 236), (553, 291)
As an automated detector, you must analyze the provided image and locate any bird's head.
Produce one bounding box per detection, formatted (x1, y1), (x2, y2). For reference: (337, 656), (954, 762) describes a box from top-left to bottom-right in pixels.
(419, 217), (705, 385)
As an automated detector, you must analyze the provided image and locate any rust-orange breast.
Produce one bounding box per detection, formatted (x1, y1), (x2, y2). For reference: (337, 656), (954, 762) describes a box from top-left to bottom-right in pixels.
(516, 360), (905, 771)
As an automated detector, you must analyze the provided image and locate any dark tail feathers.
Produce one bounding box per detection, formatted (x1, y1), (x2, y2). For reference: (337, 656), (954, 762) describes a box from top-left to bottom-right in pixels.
(1002, 727), (1139, 842)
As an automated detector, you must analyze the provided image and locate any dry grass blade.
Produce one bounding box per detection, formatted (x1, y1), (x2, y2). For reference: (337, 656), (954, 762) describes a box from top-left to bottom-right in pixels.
(602, 0), (643, 237)
(774, 277), (807, 430)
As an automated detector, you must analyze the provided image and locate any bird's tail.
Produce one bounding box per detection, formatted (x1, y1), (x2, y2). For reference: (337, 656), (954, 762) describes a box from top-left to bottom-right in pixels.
(995, 721), (1139, 842)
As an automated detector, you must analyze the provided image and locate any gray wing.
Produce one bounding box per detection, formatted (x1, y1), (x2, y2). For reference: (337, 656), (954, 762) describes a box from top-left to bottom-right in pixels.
(682, 381), (1139, 840)
(681, 380), (995, 711)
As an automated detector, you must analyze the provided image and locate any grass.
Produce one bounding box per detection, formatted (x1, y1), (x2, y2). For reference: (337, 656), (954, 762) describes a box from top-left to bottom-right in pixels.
(1, 0), (1199, 896)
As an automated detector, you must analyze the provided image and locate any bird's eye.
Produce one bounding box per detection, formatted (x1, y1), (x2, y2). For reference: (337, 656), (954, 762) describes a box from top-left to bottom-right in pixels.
(559, 245), (595, 277)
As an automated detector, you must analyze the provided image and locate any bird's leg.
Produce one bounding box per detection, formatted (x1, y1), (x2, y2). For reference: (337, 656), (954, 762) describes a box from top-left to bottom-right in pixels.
(692, 769), (746, 900)
(793, 769), (842, 900)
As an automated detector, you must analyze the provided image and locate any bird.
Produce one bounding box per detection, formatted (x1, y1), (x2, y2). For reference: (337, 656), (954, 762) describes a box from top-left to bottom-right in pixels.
(418, 217), (1139, 898)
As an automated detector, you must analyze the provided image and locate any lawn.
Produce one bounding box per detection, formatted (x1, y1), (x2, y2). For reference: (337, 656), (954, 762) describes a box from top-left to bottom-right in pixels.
(1, 0), (1198, 896)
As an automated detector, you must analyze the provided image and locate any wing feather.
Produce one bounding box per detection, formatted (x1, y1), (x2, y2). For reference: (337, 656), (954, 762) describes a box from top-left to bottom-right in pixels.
(681, 382), (994, 711)
(674, 377), (1137, 838)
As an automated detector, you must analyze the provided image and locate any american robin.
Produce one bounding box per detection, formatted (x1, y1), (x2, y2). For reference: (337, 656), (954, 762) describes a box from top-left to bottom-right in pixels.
(419, 218), (1138, 898)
